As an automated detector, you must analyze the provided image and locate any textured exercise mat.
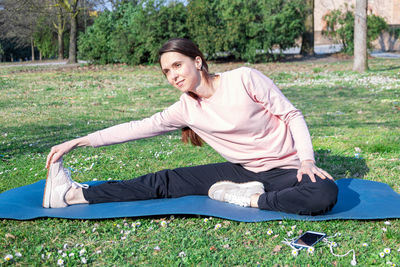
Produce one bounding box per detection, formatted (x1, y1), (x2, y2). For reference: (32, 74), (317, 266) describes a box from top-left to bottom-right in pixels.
(1, 178), (400, 222)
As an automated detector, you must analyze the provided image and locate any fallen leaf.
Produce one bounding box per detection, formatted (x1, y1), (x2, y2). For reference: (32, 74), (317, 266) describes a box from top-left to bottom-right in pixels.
(273, 245), (282, 252)
(5, 233), (15, 239)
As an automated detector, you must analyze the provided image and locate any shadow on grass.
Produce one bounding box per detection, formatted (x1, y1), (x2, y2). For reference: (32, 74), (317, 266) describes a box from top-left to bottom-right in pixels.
(315, 149), (369, 179)
(0, 120), (120, 159)
(368, 65), (400, 72)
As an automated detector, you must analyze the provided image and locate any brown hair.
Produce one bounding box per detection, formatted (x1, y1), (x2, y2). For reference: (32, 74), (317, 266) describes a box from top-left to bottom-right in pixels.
(158, 38), (208, 147)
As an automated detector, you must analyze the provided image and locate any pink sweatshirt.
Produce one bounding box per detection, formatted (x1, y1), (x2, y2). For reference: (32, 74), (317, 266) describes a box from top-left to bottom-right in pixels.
(87, 67), (315, 173)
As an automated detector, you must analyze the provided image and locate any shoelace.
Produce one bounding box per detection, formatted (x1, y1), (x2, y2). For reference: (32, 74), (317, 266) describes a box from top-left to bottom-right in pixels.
(64, 168), (89, 189)
(224, 190), (251, 207)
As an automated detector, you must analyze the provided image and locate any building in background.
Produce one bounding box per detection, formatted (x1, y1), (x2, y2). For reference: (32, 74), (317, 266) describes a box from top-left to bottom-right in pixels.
(315, 0), (400, 51)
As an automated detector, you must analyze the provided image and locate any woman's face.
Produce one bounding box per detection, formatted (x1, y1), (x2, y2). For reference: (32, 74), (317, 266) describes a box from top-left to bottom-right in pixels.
(160, 52), (202, 94)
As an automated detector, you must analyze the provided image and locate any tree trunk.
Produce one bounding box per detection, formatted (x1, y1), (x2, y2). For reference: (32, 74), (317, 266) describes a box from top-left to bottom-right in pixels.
(31, 37), (35, 61)
(301, 0), (314, 56)
(353, 0), (368, 72)
(39, 51), (42, 61)
(68, 12), (78, 64)
(58, 29), (64, 60)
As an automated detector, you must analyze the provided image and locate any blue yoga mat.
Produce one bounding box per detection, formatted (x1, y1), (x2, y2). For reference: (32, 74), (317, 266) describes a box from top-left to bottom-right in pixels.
(0, 178), (399, 222)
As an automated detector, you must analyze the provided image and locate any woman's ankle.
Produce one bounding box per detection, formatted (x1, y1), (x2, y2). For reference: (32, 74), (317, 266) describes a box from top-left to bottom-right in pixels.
(65, 187), (89, 205)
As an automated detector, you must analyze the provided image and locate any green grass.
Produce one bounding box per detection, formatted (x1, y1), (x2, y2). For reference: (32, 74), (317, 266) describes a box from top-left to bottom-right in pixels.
(1, 58), (399, 266)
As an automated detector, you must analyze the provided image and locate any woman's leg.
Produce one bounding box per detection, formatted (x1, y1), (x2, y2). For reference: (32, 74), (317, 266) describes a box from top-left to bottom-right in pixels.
(254, 168), (338, 215)
(82, 162), (257, 204)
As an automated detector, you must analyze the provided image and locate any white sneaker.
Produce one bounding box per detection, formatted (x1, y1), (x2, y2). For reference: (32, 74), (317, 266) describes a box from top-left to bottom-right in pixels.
(43, 158), (88, 208)
(208, 181), (265, 207)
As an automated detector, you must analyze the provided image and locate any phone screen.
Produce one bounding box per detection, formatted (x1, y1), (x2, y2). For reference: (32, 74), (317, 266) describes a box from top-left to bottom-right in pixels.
(293, 232), (325, 247)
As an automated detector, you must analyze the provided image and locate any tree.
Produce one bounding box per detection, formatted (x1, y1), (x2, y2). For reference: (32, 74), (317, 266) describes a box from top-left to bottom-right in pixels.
(56, 0), (80, 64)
(300, 0), (314, 56)
(353, 0), (368, 72)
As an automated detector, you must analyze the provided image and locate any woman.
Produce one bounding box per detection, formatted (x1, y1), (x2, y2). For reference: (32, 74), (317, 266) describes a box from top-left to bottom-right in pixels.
(43, 38), (338, 215)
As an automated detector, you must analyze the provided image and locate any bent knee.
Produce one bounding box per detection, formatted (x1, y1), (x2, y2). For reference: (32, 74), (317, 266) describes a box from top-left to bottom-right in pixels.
(301, 178), (338, 215)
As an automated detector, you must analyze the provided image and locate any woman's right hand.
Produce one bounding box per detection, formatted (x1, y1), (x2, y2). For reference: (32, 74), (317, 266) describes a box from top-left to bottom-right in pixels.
(46, 137), (91, 168)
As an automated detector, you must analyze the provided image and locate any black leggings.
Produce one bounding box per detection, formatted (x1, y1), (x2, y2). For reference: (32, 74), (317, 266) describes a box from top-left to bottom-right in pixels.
(83, 162), (338, 215)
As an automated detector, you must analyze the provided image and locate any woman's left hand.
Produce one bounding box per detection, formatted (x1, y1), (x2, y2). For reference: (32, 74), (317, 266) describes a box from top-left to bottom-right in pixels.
(297, 160), (334, 183)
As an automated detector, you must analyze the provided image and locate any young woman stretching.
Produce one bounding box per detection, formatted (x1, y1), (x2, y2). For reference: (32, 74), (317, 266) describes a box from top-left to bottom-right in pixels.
(43, 38), (338, 215)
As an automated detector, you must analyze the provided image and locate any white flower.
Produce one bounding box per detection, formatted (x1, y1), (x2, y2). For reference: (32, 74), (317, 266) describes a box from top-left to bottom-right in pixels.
(267, 229), (273, 235)
(15, 252), (22, 257)
(96, 250), (102, 254)
(287, 231), (293, 237)
(62, 253), (67, 258)
(178, 251), (186, 257)
(307, 247), (315, 254)
(121, 236), (127, 240)
(63, 244), (68, 249)
(223, 244), (230, 249)
(69, 252), (75, 257)
(79, 249), (86, 256)
(154, 246), (161, 251)
(81, 257), (87, 264)
(384, 221), (391, 225)
(291, 225), (297, 231)
(203, 218), (209, 223)
(382, 227), (387, 232)
(58, 250), (63, 254)
(160, 220), (167, 227)
(214, 223), (222, 230)
(362, 243), (368, 247)
(380, 252), (386, 258)
(291, 249), (298, 257)
(384, 248), (391, 254)
(92, 227), (97, 232)
(331, 242), (337, 248)
(4, 254), (13, 261)
(57, 258), (64, 265)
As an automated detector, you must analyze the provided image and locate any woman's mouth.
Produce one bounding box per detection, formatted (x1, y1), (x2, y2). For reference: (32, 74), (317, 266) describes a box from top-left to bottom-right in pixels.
(176, 80), (184, 88)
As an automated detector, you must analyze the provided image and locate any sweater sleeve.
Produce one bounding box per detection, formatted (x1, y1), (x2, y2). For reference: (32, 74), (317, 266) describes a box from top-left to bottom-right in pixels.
(87, 101), (186, 148)
(243, 67), (315, 162)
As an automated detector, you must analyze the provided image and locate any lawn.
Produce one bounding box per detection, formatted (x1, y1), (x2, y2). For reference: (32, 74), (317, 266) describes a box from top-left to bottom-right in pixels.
(0, 58), (399, 266)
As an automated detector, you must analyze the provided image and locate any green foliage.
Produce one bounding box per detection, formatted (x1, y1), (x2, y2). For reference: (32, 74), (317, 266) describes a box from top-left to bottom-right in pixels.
(33, 18), (57, 59)
(322, 5), (388, 55)
(79, 0), (306, 64)
(78, 10), (116, 64)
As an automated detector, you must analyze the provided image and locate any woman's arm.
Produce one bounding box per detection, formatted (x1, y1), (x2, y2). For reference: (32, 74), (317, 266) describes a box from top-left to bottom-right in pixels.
(46, 136), (91, 168)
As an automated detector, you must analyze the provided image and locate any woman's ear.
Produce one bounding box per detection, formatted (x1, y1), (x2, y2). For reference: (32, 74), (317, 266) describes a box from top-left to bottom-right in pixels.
(195, 56), (202, 70)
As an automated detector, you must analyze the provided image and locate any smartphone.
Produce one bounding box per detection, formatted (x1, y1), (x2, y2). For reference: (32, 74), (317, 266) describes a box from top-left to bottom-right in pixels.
(291, 231), (326, 249)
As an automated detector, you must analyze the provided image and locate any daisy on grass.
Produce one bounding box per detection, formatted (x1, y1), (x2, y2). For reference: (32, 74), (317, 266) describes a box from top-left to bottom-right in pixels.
(362, 243), (368, 247)
(160, 220), (167, 227)
(178, 251), (186, 257)
(214, 223), (222, 230)
(267, 229), (273, 235)
(57, 259), (64, 265)
(287, 231), (293, 237)
(4, 254), (13, 261)
(81, 257), (87, 264)
(79, 249), (86, 256)
(382, 227), (387, 232)
(384, 248), (391, 254)
(15, 252), (22, 257)
(380, 252), (386, 258)
(291, 249), (299, 257)
(203, 218), (209, 223)
(307, 247), (315, 254)
(384, 221), (391, 225)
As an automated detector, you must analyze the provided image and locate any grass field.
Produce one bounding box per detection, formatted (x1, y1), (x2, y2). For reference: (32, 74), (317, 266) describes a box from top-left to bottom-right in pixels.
(0, 58), (399, 266)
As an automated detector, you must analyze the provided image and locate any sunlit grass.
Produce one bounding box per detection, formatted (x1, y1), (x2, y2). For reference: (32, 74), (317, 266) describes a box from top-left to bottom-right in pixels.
(0, 58), (399, 265)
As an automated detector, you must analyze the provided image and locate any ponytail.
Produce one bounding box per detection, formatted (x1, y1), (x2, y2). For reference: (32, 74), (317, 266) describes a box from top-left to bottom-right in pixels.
(182, 127), (203, 147)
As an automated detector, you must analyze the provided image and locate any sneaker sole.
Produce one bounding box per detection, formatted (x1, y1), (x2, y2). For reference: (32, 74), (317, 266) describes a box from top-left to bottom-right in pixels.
(208, 180), (265, 197)
(42, 166), (52, 208)
(42, 162), (59, 208)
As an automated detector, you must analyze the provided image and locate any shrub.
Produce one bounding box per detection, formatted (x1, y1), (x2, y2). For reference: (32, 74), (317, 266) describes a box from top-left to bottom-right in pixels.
(322, 4), (388, 55)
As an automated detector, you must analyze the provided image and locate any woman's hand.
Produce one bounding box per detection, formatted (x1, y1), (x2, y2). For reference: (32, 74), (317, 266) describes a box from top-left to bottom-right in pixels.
(46, 137), (91, 169)
(297, 160), (333, 183)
